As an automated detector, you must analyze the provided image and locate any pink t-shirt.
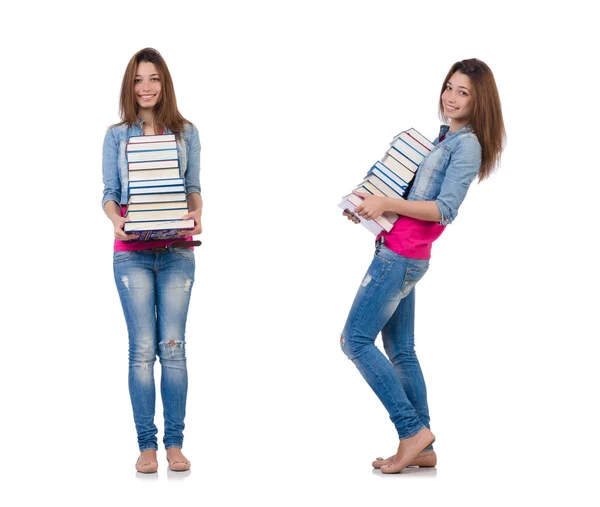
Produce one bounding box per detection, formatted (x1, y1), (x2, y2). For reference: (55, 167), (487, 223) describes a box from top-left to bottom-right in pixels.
(377, 218), (445, 260)
(114, 206), (193, 252)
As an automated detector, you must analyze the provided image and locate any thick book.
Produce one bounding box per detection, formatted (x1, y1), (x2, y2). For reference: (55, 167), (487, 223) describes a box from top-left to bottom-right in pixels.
(380, 153), (415, 183)
(128, 167), (181, 181)
(127, 201), (188, 212)
(124, 228), (191, 242)
(129, 192), (187, 203)
(128, 134), (176, 144)
(129, 186), (186, 196)
(129, 178), (184, 189)
(124, 219), (194, 233)
(127, 140), (177, 152)
(385, 147), (419, 173)
(126, 208), (189, 222)
(126, 148), (179, 163)
(128, 159), (179, 171)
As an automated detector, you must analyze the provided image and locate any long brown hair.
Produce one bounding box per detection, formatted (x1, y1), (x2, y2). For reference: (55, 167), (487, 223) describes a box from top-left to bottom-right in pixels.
(439, 58), (505, 181)
(118, 48), (188, 135)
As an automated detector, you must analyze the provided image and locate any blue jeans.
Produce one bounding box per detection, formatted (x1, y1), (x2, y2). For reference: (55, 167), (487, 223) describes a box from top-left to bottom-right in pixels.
(341, 242), (431, 441)
(113, 246), (195, 451)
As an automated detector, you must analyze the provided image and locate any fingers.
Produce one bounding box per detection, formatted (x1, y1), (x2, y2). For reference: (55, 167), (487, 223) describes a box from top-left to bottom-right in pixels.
(343, 209), (360, 224)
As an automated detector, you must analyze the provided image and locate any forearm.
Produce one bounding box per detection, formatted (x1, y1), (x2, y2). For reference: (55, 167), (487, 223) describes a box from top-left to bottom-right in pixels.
(187, 192), (202, 214)
(104, 200), (122, 224)
(384, 197), (441, 222)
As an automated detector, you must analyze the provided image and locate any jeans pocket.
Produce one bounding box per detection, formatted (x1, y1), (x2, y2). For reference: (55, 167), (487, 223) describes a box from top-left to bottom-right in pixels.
(400, 261), (429, 297)
(173, 248), (195, 262)
(374, 244), (395, 265)
(113, 251), (135, 264)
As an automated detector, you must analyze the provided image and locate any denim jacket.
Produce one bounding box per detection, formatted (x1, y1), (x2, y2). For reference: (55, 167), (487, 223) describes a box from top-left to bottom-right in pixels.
(407, 125), (481, 225)
(102, 120), (201, 209)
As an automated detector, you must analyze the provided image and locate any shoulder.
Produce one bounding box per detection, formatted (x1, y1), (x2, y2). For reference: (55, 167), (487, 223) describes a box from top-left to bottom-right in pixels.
(179, 121), (199, 146)
(181, 121), (198, 137)
(454, 131), (481, 157)
(104, 123), (129, 143)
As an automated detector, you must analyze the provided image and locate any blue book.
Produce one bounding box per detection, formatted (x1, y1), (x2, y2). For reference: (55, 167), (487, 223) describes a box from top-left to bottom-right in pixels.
(367, 161), (410, 196)
(129, 178), (185, 189)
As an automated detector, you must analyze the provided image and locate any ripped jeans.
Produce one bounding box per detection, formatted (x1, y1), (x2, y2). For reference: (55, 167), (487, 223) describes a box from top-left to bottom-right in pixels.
(341, 242), (431, 441)
(113, 246), (195, 451)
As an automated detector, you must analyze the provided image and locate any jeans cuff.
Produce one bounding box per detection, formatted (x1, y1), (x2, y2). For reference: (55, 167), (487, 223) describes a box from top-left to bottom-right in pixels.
(165, 442), (183, 450)
(139, 444), (159, 451)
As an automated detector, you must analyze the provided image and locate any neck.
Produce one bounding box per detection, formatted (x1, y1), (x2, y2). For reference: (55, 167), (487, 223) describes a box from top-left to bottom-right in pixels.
(449, 119), (469, 133)
(137, 108), (155, 128)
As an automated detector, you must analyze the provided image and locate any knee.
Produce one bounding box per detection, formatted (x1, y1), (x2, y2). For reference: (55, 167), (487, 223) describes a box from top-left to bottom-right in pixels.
(129, 336), (157, 365)
(340, 334), (356, 360)
(158, 340), (186, 362)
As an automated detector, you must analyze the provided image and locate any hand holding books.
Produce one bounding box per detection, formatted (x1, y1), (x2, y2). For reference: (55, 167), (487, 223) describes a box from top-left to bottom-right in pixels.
(353, 192), (390, 220)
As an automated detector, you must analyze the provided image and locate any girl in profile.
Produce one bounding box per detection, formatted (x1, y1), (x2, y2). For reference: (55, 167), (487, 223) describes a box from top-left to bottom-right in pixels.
(102, 48), (202, 473)
(341, 58), (505, 473)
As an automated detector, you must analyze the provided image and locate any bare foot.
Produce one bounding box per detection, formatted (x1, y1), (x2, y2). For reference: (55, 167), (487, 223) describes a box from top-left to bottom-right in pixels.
(136, 449), (158, 473)
(372, 449), (437, 469)
(380, 427), (436, 474)
(166, 447), (191, 472)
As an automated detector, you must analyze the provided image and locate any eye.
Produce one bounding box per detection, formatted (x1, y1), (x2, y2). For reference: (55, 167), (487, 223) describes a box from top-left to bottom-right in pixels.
(134, 78), (141, 83)
(151, 77), (160, 81)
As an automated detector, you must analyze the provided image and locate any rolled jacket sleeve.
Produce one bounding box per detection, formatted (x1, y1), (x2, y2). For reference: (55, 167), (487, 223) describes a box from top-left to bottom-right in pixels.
(435, 135), (481, 225)
(185, 124), (201, 196)
(102, 128), (121, 209)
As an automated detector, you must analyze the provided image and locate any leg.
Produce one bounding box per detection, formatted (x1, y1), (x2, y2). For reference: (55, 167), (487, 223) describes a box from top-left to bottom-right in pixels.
(382, 287), (432, 434)
(156, 247), (195, 451)
(340, 244), (429, 440)
(113, 250), (159, 452)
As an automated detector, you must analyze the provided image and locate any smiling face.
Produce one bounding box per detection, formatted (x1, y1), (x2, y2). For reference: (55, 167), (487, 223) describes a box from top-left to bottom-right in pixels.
(441, 71), (473, 131)
(134, 61), (162, 111)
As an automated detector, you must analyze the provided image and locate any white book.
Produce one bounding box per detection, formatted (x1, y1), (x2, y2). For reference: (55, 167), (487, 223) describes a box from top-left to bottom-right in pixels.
(129, 186), (186, 195)
(127, 140), (177, 152)
(129, 192), (187, 203)
(129, 178), (184, 188)
(385, 146), (419, 173)
(381, 154), (416, 184)
(128, 134), (176, 144)
(127, 201), (188, 212)
(127, 148), (178, 163)
(124, 219), (194, 232)
(128, 159), (179, 171)
(126, 209), (189, 222)
(129, 168), (181, 181)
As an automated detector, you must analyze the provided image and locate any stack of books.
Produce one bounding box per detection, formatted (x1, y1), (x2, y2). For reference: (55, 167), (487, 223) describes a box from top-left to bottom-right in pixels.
(123, 134), (194, 241)
(338, 128), (434, 235)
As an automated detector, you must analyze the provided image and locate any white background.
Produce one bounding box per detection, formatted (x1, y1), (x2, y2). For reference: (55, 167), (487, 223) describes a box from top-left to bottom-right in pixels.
(1, 0), (598, 505)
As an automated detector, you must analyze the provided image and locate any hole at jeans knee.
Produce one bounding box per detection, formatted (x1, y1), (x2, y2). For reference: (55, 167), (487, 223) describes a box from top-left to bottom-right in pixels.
(340, 335), (344, 345)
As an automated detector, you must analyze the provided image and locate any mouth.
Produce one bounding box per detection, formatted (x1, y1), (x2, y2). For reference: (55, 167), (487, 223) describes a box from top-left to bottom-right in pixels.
(138, 94), (157, 101)
(444, 103), (458, 112)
